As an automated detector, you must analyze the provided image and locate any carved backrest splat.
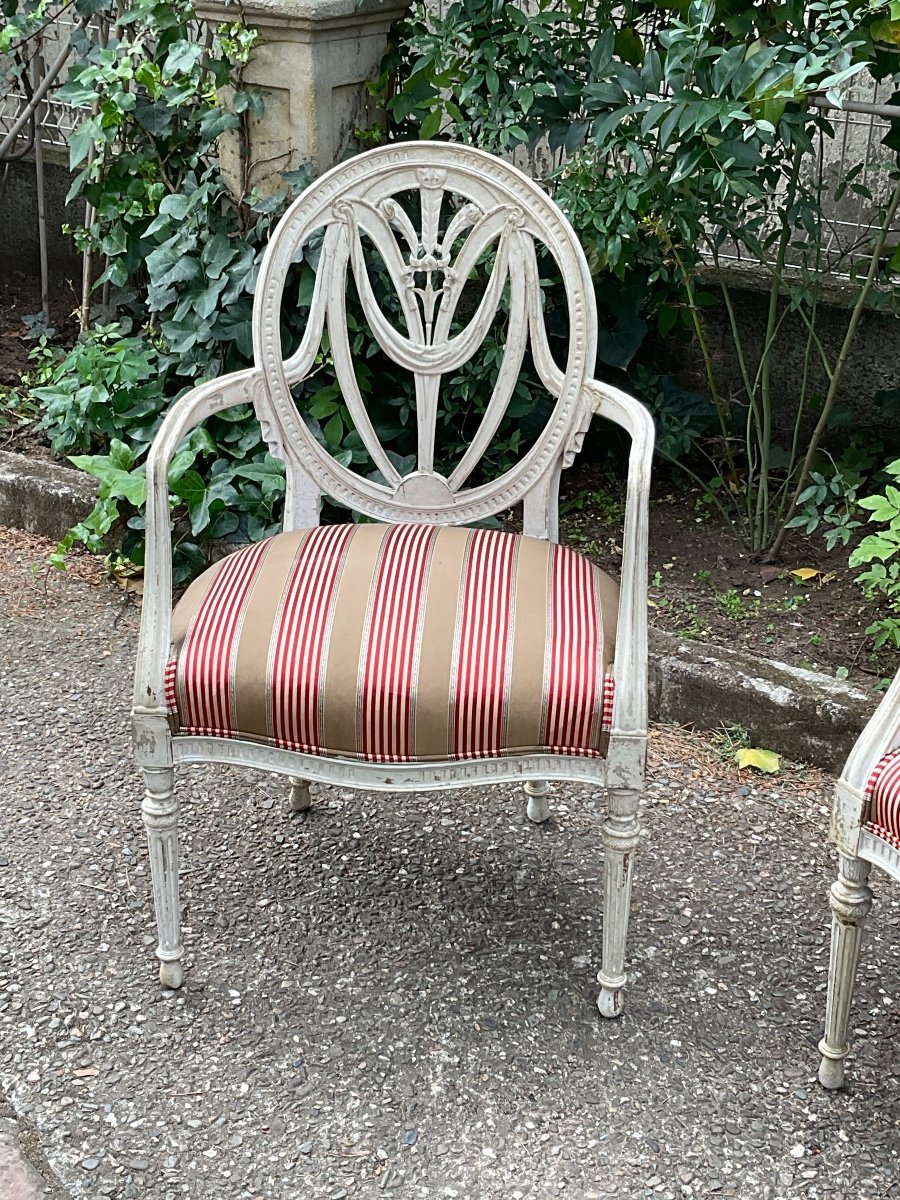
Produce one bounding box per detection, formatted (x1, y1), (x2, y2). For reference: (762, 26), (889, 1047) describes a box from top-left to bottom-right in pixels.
(251, 142), (599, 526)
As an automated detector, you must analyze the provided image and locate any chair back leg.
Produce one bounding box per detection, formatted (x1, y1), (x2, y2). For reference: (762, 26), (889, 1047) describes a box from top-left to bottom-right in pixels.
(289, 777), (312, 814)
(524, 780), (551, 824)
(597, 787), (641, 1017)
(818, 852), (873, 1089)
(142, 766), (184, 989)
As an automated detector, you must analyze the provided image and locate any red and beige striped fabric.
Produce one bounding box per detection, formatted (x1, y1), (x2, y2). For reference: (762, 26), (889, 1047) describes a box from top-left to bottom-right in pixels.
(164, 523), (620, 763)
(866, 747), (900, 851)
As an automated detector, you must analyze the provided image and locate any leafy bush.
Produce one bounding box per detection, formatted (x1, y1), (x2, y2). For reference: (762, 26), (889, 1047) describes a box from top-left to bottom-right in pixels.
(3, 0), (562, 577)
(33, 324), (286, 581)
(785, 470), (863, 551)
(379, 0), (900, 553)
(849, 459), (900, 649)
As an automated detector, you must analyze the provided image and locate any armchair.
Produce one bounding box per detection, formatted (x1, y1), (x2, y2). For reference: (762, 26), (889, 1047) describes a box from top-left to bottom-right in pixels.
(132, 142), (654, 1016)
(819, 667), (900, 1087)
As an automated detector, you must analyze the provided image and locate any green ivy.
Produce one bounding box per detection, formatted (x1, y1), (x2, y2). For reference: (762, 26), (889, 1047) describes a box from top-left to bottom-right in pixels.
(849, 459), (900, 649)
(5, 0), (560, 577)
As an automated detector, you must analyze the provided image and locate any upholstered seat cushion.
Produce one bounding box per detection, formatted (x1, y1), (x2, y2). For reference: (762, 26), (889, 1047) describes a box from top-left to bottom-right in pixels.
(165, 523), (618, 763)
(866, 748), (900, 850)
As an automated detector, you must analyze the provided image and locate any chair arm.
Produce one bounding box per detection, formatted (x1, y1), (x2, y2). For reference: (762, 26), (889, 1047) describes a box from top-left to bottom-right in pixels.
(841, 665), (900, 797)
(586, 380), (655, 742)
(132, 368), (262, 715)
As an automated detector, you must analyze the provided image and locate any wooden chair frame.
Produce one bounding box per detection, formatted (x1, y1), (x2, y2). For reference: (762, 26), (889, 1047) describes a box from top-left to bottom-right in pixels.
(132, 143), (654, 1015)
(819, 667), (900, 1087)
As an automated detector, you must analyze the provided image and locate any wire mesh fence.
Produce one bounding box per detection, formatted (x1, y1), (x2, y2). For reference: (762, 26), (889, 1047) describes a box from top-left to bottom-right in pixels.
(709, 72), (900, 284)
(0, 6), (91, 158)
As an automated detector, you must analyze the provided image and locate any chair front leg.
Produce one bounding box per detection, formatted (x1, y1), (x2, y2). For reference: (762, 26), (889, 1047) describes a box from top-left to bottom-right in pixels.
(524, 780), (550, 824)
(289, 776), (312, 814)
(142, 766), (184, 989)
(818, 853), (873, 1089)
(597, 787), (641, 1018)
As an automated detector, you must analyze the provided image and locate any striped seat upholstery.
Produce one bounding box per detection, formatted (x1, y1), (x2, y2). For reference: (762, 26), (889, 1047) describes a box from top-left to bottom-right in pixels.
(165, 523), (618, 764)
(866, 748), (900, 850)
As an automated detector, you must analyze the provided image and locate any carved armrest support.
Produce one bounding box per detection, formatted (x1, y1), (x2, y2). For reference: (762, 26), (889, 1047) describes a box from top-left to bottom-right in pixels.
(586, 381), (655, 741)
(133, 368), (261, 713)
(841, 666), (900, 797)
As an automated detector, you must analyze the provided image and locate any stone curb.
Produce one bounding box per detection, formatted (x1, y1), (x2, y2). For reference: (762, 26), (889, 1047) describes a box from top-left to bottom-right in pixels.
(649, 628), (876, 774)
(0, 450), (877, 772)
(0, 1112), (62, 1200)
(0, 451), (96, 543)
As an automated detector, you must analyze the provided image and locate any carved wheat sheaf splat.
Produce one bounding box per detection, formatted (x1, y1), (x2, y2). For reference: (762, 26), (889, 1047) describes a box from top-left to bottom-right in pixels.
(329, 168), (532, 492)
(253, 143), (598, 525)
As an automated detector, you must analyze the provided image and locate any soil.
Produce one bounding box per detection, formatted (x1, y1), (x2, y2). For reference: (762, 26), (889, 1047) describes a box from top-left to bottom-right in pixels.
(0, 274), (893, 691)
(0, 270), (78, 459)
(559, 461), (895, 691)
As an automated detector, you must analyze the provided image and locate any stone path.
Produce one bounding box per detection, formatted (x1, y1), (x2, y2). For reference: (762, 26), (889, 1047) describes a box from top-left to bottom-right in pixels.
(0, 526), (898, 1199)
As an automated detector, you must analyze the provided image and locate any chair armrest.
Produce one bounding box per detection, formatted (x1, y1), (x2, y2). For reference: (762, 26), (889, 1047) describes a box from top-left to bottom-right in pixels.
(586, 380), (655, 742)
(842, 665), (900, 796)
(132, 368), (262, 715)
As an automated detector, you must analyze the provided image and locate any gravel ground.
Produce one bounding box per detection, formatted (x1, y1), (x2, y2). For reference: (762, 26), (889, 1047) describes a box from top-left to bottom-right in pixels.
(0, 526), (898, 1200)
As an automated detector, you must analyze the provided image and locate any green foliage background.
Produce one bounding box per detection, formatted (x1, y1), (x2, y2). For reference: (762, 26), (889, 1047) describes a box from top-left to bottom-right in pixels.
(3, 0), (900, 607)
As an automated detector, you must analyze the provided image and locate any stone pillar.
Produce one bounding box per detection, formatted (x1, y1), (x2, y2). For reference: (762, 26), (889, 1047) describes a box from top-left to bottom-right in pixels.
(196, 0), (408, 194)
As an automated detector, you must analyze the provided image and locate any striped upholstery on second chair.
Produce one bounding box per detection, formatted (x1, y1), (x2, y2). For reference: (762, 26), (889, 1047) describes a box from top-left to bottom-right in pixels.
(164, 523), (619, 764)
(866, 747), (900, 851)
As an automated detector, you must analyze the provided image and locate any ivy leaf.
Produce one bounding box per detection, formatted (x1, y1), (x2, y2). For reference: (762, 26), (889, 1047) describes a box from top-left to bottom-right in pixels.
(69, 456), (147, 507)
(163, 41), (203, 77)
(134, 97), (175, 136)
(108, 438), (134, 472)
(172, 469), (211, 534)
(69, 114), (102, 170)
(168, 448), (197, 482)
(735, 748), (781, 774)
(159, 193), (192, 221)
(199, 107), (240, 144)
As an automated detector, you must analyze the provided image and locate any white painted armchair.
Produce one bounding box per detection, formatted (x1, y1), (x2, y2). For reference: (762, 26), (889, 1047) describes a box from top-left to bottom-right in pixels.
(819, 666), (900, 1087)
(132, 143), (654, 1016)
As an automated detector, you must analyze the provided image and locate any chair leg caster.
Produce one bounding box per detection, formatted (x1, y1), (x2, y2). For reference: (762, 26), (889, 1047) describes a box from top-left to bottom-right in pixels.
(289, 777), (312, 814)
(597, 983), (624, 1019)
(817, 1047), (846, 1090)
(159, 959), (184, 990)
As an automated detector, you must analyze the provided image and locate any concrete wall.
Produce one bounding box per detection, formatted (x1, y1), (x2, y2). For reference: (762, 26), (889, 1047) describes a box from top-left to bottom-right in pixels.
(0, 157), (80, 282)
(196, 0), (408, 195)
(647, 275), (900, 443)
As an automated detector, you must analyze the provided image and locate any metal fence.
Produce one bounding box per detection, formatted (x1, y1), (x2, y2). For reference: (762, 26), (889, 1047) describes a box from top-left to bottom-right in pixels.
(712, 72), (900, 284)
(0, 6), (90, 159)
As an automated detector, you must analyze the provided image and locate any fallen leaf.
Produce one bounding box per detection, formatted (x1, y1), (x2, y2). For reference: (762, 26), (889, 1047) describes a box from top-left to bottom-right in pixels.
(759, 564), (783, 585)
(789, 567), (820, 582)
(736, 747), (781, 774)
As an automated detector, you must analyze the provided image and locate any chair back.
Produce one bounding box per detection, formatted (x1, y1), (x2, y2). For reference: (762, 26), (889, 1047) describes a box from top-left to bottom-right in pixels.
(251, 141), (598, 526)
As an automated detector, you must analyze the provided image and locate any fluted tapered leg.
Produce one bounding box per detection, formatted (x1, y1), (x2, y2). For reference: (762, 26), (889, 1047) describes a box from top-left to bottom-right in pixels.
(597, 788), (640, 1018)
(289, 776), (312, 814)
(142, 767), (183, 988)
(524, 780), (550, 824)
(818, 853), (873, 1088)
